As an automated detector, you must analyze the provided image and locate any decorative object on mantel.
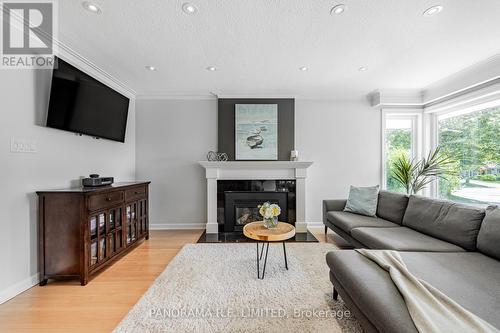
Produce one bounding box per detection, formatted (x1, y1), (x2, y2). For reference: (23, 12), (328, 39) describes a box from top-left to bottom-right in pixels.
(235, 104), (278, 161)
(259, 201), (281, 229)
(290, 150), (299, 161)
(206, 151), (228, 162)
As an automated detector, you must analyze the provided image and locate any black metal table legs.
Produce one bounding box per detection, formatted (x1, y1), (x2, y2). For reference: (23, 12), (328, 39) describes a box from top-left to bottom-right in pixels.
(255, 241), (288, 279)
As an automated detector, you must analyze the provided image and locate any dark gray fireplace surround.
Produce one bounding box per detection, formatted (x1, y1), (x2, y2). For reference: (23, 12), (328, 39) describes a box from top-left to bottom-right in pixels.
(218, 180), (296, 233)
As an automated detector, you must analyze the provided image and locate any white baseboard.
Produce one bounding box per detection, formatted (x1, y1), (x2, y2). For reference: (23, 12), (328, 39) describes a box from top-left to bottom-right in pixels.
(0, 273), (39, 305)
(150, 223), (206, 230)
(307, 222), (325, 229)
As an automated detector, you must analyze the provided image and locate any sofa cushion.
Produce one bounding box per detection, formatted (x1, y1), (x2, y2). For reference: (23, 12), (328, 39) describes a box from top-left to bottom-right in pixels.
(326, 211), (399, 235)
(477, 206), (500, 260)
(344, 185), (380, 217)
(326, 251), (418, 333)
(326, 251), (500, 332)
(402, 195), (485, 251)
(351, 227), (465, 252)
(376, 190), (409, 224)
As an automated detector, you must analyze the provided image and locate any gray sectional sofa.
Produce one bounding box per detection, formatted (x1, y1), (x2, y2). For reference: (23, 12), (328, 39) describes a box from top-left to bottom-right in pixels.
(323, 191), (500, 333)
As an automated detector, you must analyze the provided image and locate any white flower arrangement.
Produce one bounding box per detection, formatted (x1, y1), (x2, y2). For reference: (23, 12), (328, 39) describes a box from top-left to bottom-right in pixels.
(258, 202), (281, 219)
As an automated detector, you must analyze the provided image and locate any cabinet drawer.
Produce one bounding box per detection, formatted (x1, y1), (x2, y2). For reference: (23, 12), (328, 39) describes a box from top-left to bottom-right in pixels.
(125, 186), (147, 201)
(88, 191), (124, 211)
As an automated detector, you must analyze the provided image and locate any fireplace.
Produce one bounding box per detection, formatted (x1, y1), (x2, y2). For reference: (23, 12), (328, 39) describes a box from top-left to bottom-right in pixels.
(217, 180), (296, 233)
(199, 161), (313, 233)
(224, 191), (288, 232)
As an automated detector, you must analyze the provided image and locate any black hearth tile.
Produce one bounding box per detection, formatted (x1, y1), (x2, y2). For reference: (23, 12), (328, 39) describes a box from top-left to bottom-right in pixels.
(196, 231), (319, 244)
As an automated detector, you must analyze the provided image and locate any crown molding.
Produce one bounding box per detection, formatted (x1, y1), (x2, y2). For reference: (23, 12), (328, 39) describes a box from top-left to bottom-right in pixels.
(422, 53), (500, 104)
(370, 53), (500, 109)
(54, 39), (136, 99)
(368, 89), (424, 108)
(135, 94), (217, 100)
(3, 11), (134, 98)
(215, 93), (297, 99)
(213, 92), (368, 101)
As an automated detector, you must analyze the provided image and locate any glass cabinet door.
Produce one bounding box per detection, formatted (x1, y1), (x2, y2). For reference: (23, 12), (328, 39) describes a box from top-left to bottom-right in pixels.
(98, 213), (106, 236)
(131, 202), (137, 242)
(98, 213), (106, 262)
(131, 222), (136, 242)
(116, 228), (123, 251)
(126, 205), (132, 245)
(90, 241), (97, 266)
(115, 207), (122, 228)
(89, 215), (98, 267)
(137, 200), (147, 236)
(131, 203), (136, 220)
(115, 207), (123, 252)
(109, 210), (115, 230)
(142, 199), (147, 236)
(90, 212), (109, 267)
(109, 232), (115, 256)
(99, 237), (106, 261)
(88, 194), (147, 270)
(125, 203), (140, 245)
(90, 216), (97, 240)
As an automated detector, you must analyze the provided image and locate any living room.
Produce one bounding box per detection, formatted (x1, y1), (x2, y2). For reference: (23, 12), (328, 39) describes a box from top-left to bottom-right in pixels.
(1, 1), (499, 332)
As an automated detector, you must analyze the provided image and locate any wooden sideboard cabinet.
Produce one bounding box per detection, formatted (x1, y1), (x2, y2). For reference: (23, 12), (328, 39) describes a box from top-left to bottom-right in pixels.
(37, 182), (150, 286)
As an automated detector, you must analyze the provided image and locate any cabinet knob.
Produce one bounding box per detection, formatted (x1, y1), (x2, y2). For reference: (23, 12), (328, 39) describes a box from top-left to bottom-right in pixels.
(135, 191), (139, 195)
(106, 197), (112, 201)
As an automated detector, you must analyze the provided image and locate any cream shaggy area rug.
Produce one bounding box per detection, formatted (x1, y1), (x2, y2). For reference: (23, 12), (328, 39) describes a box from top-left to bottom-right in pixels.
(113, 243), (363, 333)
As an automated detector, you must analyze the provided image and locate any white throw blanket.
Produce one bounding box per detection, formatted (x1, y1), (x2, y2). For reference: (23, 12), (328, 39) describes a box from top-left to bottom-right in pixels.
(355, 249), (499, 333)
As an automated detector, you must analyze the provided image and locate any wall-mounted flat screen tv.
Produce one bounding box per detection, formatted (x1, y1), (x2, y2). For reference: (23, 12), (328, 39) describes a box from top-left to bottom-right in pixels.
(46, 57), (130, 142)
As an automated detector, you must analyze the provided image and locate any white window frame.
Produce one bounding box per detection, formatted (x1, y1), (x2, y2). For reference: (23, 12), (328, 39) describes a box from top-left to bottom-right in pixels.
(381, 109), (423, 190)
(427, 98), (500, 200)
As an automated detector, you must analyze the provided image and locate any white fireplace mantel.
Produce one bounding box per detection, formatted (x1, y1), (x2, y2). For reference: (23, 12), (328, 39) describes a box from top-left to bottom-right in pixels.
(199, 161), (313, 234)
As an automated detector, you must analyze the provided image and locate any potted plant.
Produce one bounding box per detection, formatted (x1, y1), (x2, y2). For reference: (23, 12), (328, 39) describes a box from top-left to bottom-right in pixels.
(391, 146), (456, 195)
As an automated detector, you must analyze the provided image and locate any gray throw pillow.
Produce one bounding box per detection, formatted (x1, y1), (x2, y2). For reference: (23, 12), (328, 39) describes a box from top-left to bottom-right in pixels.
(477, 206), (500, 260)
(344, 185), (380, 217)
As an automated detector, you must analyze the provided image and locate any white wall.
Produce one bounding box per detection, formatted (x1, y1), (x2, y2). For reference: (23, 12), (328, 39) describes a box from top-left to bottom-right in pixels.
(135, 98), (380, 228)
(0, 68), (136, 303)
(295, 99), (381, 223)
(135, 99), (218, 229)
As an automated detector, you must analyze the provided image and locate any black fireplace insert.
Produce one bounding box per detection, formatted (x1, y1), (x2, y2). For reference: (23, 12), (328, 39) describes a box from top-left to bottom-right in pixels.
(224, 191), (288, 232)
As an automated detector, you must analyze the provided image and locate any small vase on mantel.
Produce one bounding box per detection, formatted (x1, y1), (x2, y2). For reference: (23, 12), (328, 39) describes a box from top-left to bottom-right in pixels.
(263, 216), (278, 229)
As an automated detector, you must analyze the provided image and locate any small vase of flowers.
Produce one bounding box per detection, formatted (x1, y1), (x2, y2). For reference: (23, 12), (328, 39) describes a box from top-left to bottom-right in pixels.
(258, 202), (281, 229)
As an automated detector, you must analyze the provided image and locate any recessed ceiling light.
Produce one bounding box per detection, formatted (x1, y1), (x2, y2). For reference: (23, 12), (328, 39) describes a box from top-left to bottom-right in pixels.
(423, 5), (443, 16)
(206, 66), (217, 71)
(182, 3), (198, 14)
(298, 66), (308, 71)
(145, 66), (157, 71)
(330, 4), (347, 15)
(82, 1), (102, 14)
(358, 66), (368, 72)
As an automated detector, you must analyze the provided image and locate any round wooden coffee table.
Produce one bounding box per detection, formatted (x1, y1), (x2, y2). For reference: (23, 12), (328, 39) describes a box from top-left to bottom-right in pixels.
(243, 221), (296, 279)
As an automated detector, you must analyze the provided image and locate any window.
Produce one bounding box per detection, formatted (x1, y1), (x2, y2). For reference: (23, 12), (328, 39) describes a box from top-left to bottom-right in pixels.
(437, 106), (500, 205)
(382, 112), (421, 193)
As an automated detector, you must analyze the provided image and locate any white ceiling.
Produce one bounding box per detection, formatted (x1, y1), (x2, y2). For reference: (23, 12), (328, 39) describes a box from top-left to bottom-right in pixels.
(57, 0), (500, 99)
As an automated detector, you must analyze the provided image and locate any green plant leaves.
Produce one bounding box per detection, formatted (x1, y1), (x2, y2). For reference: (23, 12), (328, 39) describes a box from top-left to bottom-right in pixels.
(391, 146), (456, 194)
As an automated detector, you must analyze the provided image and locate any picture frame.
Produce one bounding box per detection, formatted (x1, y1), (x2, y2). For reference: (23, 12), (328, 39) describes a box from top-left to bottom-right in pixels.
(234, 104), (278, 160)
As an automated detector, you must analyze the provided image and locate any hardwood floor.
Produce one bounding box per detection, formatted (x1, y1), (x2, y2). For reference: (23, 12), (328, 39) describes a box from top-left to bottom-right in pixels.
(0, 228), (341, 333)
(0, 230), (203, 333)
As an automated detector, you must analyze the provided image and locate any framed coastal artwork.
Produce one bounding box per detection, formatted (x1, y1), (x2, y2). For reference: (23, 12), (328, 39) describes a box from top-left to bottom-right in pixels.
(235, 104), (278, 160)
